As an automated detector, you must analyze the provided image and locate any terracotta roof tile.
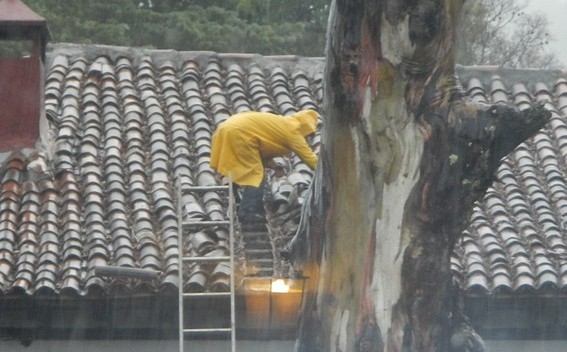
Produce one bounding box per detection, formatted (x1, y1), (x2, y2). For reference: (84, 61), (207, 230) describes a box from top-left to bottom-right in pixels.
(490, 75), (510, 103)
(3, 45), (567, 296)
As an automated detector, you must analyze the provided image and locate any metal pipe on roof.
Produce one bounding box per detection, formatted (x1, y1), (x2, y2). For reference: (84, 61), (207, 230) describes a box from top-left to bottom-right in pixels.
(94, 265), (161, 280)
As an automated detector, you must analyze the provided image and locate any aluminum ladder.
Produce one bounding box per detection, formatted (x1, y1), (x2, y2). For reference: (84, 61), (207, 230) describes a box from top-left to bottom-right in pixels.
(177, 180), (236, 352)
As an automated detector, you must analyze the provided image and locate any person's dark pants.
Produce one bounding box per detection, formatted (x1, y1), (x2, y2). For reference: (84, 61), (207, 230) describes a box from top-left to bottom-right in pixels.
(237, 178), (266, 222)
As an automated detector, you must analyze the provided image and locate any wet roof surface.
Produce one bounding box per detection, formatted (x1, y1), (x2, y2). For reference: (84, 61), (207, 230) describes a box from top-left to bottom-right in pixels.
(1, 43), (567, 296)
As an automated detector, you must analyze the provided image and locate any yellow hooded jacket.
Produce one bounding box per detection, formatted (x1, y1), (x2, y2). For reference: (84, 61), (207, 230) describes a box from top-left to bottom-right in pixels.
(210, 110), (319, 187)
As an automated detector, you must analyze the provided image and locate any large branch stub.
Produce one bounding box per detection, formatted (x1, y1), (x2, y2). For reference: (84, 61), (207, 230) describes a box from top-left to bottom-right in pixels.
(415, 100), (552, 229)
(291, 0), (552, 351)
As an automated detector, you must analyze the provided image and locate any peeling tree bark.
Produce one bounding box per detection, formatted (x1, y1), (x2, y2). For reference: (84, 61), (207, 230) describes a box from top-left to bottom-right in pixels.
(289, 0), (551, 351)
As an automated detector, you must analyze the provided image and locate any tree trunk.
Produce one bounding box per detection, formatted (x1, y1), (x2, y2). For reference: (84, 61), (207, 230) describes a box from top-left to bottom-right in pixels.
(290, 0), (551, 351)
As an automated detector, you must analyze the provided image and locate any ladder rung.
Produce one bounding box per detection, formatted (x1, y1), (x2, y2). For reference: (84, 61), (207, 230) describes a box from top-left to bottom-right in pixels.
(183, 220), (231, 228)
(244, 249), (272, 254)
(183, 292), (231, 297)
(183, 328), (231, 334)
(242, 231), (269, 237)
(183, 185), (230, 192)
(183, 256), (231, 262)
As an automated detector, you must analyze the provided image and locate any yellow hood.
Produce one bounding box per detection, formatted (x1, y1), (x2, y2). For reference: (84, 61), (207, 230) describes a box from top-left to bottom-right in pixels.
(287, 110), (318, 137)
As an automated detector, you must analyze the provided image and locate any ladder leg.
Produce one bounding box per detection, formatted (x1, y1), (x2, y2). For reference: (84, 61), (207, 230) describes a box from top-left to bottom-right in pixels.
(178, 182), (184, 352)
(229, 176), (236, 352)
(178, 176), (237, 352)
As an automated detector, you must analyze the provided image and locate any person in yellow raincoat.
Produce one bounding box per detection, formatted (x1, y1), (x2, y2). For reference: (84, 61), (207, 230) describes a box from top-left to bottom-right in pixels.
(210, 109), (319, 223)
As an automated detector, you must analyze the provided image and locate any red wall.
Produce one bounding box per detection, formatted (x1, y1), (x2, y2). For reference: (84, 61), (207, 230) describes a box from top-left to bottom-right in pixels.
(0, 41), (41, 151)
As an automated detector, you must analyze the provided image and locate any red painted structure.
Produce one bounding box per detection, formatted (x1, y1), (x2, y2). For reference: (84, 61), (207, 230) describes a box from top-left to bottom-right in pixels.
(0, 0), (48, 151)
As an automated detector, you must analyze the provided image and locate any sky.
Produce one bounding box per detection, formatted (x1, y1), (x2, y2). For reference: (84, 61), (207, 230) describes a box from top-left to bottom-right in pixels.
(524, 0), (567, 67)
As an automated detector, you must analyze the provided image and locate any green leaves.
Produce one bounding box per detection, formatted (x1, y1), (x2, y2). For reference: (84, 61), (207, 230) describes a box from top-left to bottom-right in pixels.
(23, 0), (328, 56)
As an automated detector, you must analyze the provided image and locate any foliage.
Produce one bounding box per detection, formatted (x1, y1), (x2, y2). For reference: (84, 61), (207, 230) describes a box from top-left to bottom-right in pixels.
(0, 39), (34, 57)
(22, 0), (559, 67)
(457, 0), (562, 68)
(24, 0), (327, 57)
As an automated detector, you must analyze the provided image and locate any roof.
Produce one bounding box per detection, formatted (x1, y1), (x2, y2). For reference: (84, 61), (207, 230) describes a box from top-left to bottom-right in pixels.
(0, 0), (49, 50)
(0, 43), (567, 298)
(0, 0), (46, 25)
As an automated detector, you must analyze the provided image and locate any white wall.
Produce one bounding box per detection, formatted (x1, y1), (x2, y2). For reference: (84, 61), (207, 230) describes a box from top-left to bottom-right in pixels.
(485, 340), (567, 352)
(1, 339), (564, 352)
(1, 340), (294, 352)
